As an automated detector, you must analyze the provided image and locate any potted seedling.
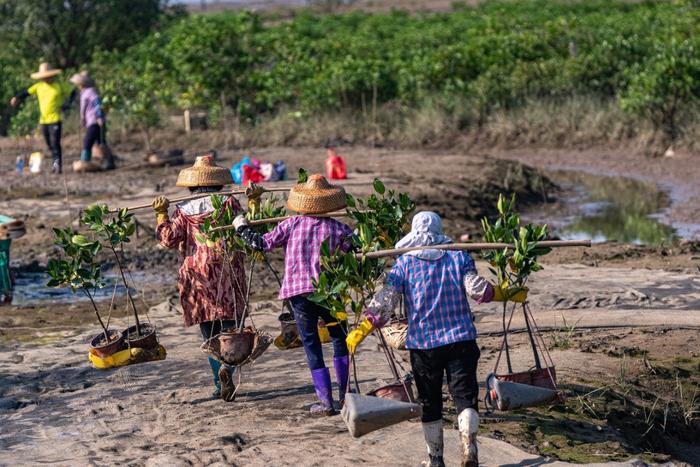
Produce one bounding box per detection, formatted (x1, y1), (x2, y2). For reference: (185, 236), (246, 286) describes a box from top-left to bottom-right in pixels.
(481, 193), (555, 390)
(47, 228), (124, 358)
(197, 193), (286, 364)
(81, 204), (158, 350)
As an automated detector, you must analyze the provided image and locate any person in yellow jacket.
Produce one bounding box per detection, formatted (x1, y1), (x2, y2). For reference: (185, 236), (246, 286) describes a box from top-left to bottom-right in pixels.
(10, 63), (70, 174)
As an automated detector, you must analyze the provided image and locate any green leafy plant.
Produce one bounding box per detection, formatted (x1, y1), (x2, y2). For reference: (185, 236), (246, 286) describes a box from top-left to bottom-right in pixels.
(47, 228), (110, 341)
(308, 177), (415, 321)
(48, 204), (143, 340)
(197, 193), (286, 258)
(80, 204), (143, 336)
(480, 193), (551, 295)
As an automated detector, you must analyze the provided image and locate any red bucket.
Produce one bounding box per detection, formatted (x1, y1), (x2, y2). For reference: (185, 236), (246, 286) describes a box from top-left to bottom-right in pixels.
(496, 366), (557, 390)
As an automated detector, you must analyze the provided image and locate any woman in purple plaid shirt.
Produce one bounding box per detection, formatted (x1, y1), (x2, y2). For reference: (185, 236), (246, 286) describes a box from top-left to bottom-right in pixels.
(346, 211), (522, 467)
(234, 175), (353, 416)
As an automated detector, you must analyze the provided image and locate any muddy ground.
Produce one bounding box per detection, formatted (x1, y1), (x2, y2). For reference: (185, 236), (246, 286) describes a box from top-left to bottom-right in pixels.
(1, 138), (699, 465)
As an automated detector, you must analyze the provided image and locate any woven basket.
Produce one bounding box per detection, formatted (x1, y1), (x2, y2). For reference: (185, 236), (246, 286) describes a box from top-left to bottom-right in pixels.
(380, 320), (408, 351)
(176, 154), (232, 187)
(200, 328), (272, 367)
(287, 174), (346, 214)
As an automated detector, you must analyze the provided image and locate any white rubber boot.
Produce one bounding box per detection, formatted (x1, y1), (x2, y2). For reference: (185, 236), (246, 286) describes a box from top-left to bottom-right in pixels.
(458, 408), (479, 467)
(420, 420), (445, 467)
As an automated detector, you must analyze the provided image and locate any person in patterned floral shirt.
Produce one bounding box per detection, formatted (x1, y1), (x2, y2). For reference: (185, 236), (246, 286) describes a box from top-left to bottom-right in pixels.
(152, 155), (247, 402)
(234, 174), (353, 416)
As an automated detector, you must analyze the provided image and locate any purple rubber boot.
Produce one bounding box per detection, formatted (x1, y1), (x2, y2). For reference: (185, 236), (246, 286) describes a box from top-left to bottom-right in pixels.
(310, 367), (335, 416)
(334, 356), (350, 406)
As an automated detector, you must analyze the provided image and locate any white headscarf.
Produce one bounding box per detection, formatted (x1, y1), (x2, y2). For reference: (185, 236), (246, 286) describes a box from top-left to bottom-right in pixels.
(395, 211), (453, 260)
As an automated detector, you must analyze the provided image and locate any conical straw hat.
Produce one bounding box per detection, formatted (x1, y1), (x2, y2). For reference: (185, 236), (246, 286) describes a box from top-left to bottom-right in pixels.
(287, 174), (346, 214)
(176, 154), (232, 187)
(31, 62), (62, 80)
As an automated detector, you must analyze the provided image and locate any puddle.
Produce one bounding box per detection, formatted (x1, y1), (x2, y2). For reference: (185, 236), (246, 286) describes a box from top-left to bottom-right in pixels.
(528, 171), (679, 245)
(10, 271), (169, 307)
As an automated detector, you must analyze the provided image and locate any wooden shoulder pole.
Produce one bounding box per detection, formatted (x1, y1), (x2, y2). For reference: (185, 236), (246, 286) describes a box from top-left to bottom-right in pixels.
(355, 240), (591, 259)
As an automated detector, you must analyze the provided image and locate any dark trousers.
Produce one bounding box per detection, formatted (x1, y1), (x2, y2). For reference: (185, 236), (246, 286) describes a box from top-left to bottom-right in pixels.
(83, 123), (104, 151)
(289, 295), (348, 370)
(410, 340), (480, 423)
(199, 319), (237, 342)
(41, 122), (62, 166)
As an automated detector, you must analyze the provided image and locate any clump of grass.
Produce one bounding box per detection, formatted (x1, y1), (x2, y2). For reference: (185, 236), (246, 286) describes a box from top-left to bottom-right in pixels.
(549, 315), (581, 350)
(675, 374), (699, 427)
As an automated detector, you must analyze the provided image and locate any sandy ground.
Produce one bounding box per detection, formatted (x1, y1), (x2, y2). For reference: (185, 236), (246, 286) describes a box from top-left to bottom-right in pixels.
(1, 263), (698, 466)
(2, 142), (700, 465)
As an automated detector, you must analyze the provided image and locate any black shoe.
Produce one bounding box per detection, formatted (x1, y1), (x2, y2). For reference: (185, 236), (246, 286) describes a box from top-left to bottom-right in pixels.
(212, 388), (221, 399)
(51, 161), (62, 174)
(218, 366), (236, 402)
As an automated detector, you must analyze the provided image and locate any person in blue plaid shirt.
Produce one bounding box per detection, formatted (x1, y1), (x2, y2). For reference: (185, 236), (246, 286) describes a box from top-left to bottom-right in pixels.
(347, 211), (525, 467)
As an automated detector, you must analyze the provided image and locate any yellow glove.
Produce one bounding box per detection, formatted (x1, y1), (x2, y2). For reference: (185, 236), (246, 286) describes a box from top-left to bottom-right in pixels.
(245, 182), (267, 217)
(152, 196), (170, 224)
(492, 283), (529, 303)
(346, 318), (374, 354)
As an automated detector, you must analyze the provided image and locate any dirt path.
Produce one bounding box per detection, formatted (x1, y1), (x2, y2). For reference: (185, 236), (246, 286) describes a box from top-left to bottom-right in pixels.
(0, 295), (660, 467)
(1, 263), (699, 465)
(2, 143), (699, 464)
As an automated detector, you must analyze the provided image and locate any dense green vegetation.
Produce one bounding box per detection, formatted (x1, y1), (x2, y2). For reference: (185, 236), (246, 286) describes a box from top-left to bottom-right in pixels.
(3, 0), (700, 147)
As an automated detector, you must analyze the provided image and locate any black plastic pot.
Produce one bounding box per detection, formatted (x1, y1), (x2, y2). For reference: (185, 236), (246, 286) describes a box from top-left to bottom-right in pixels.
(122, 323), (158, 350)
(90, 329), (125, 358)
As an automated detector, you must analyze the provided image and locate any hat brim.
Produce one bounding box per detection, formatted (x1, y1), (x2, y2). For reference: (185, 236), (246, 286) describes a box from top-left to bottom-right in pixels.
(287, 185), (347, 214)
(176, 166), (233, 187)
(31, 69), (62, 80)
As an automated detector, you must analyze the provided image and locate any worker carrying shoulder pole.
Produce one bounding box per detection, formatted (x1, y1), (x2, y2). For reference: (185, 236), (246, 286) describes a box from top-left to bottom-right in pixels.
(151, 155), (247, 402)
(345, 211), (527, 467)
(233, 174), (353, 416)
(10, 63), (70, 174)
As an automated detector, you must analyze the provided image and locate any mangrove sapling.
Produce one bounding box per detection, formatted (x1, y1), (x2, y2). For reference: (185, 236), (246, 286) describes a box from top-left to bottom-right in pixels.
(47, 228), (111, 343)
(309, 178), (415, 323)
(197, 193), (287, 328)
(480, 193), (552, 373)
(81, 204), (143, 337)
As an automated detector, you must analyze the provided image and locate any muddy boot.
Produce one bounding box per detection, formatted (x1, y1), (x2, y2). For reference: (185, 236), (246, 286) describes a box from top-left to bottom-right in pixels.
(310, 367), (335, 416)
(458, 408), (479, 467)
(218, 365), (237, 402)
(420, 420), (445, 467)
(333, 355), (349, 407)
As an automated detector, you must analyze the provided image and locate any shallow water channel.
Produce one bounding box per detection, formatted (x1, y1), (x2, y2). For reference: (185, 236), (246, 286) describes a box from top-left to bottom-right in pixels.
(528, 171), (678, 245)
(10, 271), (165, 307)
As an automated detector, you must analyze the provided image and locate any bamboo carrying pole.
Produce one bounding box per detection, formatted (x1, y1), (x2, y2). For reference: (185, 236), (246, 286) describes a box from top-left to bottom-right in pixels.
(110, 187), (291, 213)
(210, 211), (351, 232)
(355, 240), (591, 259)
(108, 179), (381, 213)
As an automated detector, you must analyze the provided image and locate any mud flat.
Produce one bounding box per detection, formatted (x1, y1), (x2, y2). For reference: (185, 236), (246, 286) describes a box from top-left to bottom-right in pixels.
(1, 144), (699, 464)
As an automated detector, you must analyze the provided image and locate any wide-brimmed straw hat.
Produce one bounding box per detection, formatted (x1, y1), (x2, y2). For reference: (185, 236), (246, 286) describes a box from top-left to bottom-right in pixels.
(69, 70), (94, 87)
(176, 154), (232, 187)
(286, 174), (346, 214)
(31, 62), (62, 80)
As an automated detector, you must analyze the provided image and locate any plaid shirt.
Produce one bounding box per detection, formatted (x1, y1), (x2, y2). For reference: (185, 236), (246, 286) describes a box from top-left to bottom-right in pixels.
(263, 216), (353, 300)
(386, 250), (478, 349)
